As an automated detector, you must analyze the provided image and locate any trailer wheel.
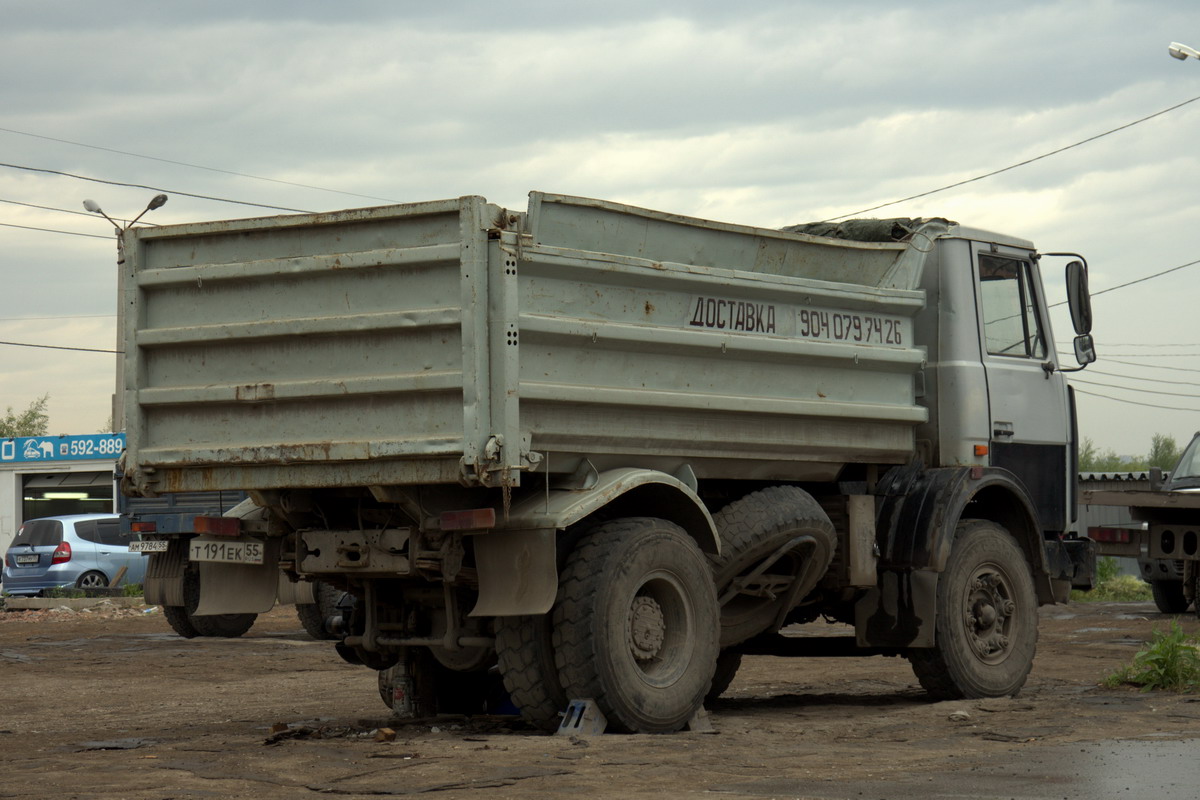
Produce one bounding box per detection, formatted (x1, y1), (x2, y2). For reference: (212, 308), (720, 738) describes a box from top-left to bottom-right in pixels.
(495, 614), (568, 731)
(710, 486), (836, 648)
(553, 518), (719, 733)
(178, 565), (257, 639)
(908, 519), (1037, 699)
(296, 581), (347, 640)
(1150, 580), (1189, 614)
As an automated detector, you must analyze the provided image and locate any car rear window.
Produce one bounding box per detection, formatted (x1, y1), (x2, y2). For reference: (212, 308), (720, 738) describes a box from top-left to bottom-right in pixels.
(12, 520), (64, 548)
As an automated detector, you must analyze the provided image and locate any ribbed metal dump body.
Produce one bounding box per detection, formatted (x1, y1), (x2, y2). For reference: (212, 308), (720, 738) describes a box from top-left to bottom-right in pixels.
(121, 193), (929, 494)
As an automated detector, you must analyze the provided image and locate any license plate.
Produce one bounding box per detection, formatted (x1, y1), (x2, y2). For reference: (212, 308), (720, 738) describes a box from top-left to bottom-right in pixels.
(129, 540), (170, 553)
(189, 536), (264, 565)
(15, 554), (38, 565)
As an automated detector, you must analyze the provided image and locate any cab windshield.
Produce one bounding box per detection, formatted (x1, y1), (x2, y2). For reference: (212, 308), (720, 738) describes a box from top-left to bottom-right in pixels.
(1165, 433), (1200, 490)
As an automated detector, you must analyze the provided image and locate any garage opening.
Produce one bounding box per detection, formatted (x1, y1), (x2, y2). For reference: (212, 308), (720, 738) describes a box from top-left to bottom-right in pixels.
(22, 472), (114, 520)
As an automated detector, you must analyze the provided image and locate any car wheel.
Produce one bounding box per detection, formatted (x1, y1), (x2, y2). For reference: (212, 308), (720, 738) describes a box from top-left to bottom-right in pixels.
(75, 571), (108, 589)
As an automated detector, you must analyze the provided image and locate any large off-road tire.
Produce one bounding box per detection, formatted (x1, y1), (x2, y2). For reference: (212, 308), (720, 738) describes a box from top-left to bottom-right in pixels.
(179, 566), (257, 639)
(295, 581), (347, 640)
(710, 486), (836, 648)
(1151, 579), (1189, 614)
(496, 614), (569, 731)
(908, 520), (1038, 700)
(553, 518), (719, 733)
(705, 649), (744, 703)
(162, 605), (200, 638)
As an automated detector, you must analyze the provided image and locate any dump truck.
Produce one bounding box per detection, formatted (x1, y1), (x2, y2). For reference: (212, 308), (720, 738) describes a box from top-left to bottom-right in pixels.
(1083, 431), (1200, 614)
(116, 192), (1096, 733)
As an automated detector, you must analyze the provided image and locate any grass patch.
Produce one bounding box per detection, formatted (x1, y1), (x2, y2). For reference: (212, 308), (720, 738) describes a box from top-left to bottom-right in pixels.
(1105, 621), (1200, 692)
(43, 586), (87, 599)
(1071, 557), (1153, 602)
(122, 582), (143, 597)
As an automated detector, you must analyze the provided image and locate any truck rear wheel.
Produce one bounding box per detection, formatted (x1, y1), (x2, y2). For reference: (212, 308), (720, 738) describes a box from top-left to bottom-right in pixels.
(908, 520), (1037, 699)
(296, 581), (347, 640)
(495, 614), (568, 731)
(178, 566), (257, 639)
(553, 518), (719, 733)
(1150, 580), (1189, 614)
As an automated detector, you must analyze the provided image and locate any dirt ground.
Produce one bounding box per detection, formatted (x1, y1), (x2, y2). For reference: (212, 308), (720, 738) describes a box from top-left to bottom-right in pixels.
(2, 600), (1199, 800)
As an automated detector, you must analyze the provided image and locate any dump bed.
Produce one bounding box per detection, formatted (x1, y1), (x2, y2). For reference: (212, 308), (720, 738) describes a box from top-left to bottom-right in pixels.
(120, 192), (931, 495)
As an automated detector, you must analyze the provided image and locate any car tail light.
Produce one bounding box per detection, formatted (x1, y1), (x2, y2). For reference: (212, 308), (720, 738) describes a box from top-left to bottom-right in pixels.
(52, 541), (72, 564)
(4, 553), (11, 568)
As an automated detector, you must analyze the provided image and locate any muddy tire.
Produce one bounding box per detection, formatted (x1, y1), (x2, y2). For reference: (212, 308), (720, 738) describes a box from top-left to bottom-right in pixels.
(496, 614), (568, 731)
(553, 518), (719, 733)
(162, 605), (200, 638)
(710, 486), (836, 648)
(705, 649), (743, 703)
(179, 566), (257, 639)
(1151, 580), (1189, 614)
(296, 581), (346, 640)
(908, 520), (1037, 700)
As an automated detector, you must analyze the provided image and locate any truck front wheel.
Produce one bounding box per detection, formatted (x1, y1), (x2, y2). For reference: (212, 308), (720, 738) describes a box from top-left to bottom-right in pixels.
(908, 519), (1037, 699)
(552, 518), (719, 733)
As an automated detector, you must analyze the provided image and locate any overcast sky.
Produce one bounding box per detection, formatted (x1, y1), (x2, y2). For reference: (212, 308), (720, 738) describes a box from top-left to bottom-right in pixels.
(2, 1), (1200, 458)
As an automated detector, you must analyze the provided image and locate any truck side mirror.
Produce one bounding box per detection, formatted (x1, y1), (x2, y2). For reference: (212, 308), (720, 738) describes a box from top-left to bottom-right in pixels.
(1073, 333), (1096, 366)
(1066, 260), (1092, 335)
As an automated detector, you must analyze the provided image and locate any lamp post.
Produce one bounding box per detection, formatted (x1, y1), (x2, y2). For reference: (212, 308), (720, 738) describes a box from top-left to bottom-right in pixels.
(1168, 42), (1200, 61)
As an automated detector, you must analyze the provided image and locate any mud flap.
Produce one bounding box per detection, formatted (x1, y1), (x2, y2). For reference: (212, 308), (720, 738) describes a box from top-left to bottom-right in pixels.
(855, 568), (937, 648)
(470, 529), (557, 617)
(193, 538), (281, 616)
(144, 539), (188, 607)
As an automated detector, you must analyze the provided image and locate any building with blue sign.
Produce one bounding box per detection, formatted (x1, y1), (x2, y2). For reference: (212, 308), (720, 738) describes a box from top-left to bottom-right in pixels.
(0, 433), (126, 557)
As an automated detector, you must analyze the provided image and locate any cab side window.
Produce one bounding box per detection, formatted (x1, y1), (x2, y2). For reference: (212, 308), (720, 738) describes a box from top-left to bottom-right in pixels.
(978, 254), (1045, 358)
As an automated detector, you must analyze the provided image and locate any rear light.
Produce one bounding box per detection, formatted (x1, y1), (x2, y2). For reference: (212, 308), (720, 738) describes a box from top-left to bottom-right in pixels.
(1089, 526), (1133, 543)
(440, 508), (497, 531)
(4, 554), (11, 568)
(194, 516), (241, 536)
(131, 521), (157, 533)
(52, 541), (72, 564)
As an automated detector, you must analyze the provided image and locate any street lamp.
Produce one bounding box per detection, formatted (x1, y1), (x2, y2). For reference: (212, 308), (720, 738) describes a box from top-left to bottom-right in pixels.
(82, 194), (168, 233)
(1168, 42), (1200, 61)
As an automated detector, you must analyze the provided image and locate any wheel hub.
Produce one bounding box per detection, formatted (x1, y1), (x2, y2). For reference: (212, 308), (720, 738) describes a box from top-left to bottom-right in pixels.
(966, 572), (1014, 661)
(629, 596), (666, 660)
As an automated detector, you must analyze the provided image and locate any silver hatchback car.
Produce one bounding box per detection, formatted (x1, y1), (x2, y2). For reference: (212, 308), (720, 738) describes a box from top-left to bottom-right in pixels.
(2, 514), (147, 596)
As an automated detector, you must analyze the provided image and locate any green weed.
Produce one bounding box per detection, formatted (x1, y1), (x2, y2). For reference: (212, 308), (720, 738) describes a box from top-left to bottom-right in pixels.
(1072, 574), (1153, 603)
(1105, 620), (1200, 692)
(122, 583), (143, 597)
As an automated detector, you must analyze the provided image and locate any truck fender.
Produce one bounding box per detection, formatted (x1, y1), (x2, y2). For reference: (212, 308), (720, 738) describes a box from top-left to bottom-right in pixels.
(471, 467), (720, 618)
(857, 464), (1050, 648)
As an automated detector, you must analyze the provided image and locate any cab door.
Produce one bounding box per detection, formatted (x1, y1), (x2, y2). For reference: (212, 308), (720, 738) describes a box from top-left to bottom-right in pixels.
(974, 245), (1071, 533)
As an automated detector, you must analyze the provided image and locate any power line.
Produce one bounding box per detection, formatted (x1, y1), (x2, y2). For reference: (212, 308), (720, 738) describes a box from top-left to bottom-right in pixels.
(0, 221), (110, 240)
(827, 93), (1200, 221)
(1073, 387), (1200, 413)
(1086, 368), (1200, 388)
(0, 125), (402, 204)
(0, 339), (120, 354)
(1059, 353), (1200, 374)
(1069, 376), (1199, 399)
(0, 196), (152, 226)
(0, 313), (115, 322)
(0, 161), (315, 214)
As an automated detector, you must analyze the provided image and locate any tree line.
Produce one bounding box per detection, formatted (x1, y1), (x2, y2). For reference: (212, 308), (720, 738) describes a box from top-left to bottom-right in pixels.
(1078, 433), (1183, 474)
